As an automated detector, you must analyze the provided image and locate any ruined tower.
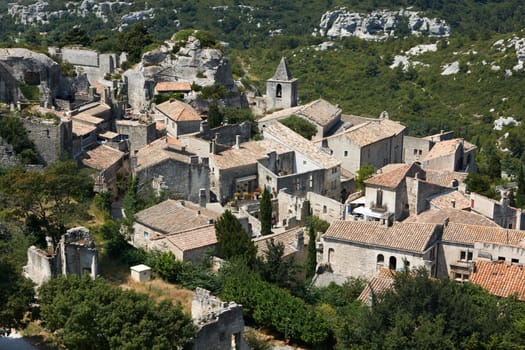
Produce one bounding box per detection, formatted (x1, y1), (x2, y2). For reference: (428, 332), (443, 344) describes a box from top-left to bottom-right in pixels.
(266, 57), (298, 111)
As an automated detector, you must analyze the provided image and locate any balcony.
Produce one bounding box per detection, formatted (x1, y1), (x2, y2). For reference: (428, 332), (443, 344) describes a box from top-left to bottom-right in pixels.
(370, 201), (387, 212)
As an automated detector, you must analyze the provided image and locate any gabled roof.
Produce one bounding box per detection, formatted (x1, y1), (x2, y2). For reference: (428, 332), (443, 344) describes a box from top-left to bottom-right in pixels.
(428, 191), (470, 210)
(358, 269), (395, 304)
(442, 223), (525, 246)
(404, 208), (499, 227)
(424, 169), (468, 188)
(155, 81), (192, 92)
(323, 221), (439, 253)
(156, 99), (201, 122)
(209, 139), (289, 170)
(135, 199), (219, 235)
(423, 138), (476, 161)
(253, 226), (309, 258)
(166, 225), (217, 252)
(271, 57), (293, 81)
(134, 136), (192, 169)
(469, 260), (525, 301)
(80, 144), (124, 170)
(259, 98), (341, 127)
(365, 163), (423, 189)
(263, 123), (340, 169)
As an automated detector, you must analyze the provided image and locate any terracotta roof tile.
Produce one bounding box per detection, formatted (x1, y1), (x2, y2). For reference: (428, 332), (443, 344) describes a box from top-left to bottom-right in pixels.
(135, 136), (192, 169)
(165, 225), (217, 252)
(365, 163), (423, 188)
(469, 260), (525, 301)
(259, 98), (340, 127)
(80, 144), (124, 170)
(156, 99), (201, 122)
(358, 271), (395, 304)
(323, 221), (438, 253)
(155, 81), (192, 92)
(209, 139), (289, 169)
(404, 208), (499, 227)
(424, 169), (468, 188)
(253, 227), (309, 258)
(72, 123), (96, 136)
(442, 223), (525, 246)
(73, 113), (104, 125)
(136, 199), (219, 235)
(423, 138), (476, 161)
(428, 191), (471, 210)
(263, 123), (340, 169)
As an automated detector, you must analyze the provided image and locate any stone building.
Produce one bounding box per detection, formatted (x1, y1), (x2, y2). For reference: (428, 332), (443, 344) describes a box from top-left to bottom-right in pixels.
(262, 123), (342, 200)
(469, 192), (525, 230)
(24, 227), (98, 286)
(258, 98), (342, 140)
(265, 57), (298, 111)
(21, 113), (73, 165)
(254, 227), (309, 263)
(192, 288), (249, 350)
(115, 119), (157, 154)
(155, 99), (202, 137)
(320, 221), (440, 279)
(421, 138), (477, 173)
(314, 118), (406, 174)
(132, 136), (209, 204)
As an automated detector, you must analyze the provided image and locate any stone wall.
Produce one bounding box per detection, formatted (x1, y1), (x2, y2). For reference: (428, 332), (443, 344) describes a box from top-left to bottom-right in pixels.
(307, 191), (345, 223)
(50, 47), (119, 83)
(403, 136), (432, 163)
(24, 246), (55, 286)
(116, 120), (157, 154)
(22, 116), (72, 165)
(196, 121), (251, 147)
(0, 136), (20, 166)
(192, 288), (248, 350)
(406, 177), (452, 216)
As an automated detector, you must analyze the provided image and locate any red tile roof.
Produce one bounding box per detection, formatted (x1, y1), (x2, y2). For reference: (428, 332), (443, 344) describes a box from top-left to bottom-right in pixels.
(469, 260), (525, 301)
(404, 208), (499, 227)
(156, 99), (201, 122)
(442, 223), (525, 246)
(365, 163), (423, 189)
(358, 269), (395, 304)
(166, 225), (217, 252)
(155, 81), (192, 92)
(253, 227), (309, 258)
(323, 221), (439, 253)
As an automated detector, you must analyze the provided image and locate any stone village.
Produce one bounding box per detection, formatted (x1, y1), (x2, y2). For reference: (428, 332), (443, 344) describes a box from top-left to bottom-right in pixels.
(2, 32), (525, 348)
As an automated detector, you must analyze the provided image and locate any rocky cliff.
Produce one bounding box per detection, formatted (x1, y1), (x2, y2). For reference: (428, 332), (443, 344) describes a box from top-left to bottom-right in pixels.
(316, 8), (450, 40)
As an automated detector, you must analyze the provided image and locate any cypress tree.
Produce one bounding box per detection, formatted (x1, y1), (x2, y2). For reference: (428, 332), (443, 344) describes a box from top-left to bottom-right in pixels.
(260, 187), (272, 235)
(306, 222), (317, 279)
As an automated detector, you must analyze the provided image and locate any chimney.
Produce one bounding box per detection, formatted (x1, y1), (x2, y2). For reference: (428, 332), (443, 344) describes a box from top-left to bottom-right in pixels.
(210, 140), (216, 155)
(295, 230), (304, 250)
(234, 134), (240, 149)
(451, 199), (456, 208)
(200, 120), (208, 133)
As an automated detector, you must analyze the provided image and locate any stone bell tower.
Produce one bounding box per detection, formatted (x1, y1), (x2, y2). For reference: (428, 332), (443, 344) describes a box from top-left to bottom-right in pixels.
(266, 57), (298, 111)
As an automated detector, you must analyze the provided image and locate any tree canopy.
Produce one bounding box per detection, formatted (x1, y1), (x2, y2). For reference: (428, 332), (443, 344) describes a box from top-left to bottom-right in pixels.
(279, 115), (317, 140)
(259, 187), (272, 235)
(214, 210), (256, 264)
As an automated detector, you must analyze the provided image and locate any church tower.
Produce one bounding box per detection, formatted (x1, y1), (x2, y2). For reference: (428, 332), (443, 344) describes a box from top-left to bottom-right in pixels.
(266, 57), (298, 110)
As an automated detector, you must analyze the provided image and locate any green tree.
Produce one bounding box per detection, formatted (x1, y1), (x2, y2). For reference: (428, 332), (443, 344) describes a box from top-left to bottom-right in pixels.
(39, 276), (196, 349)
(257, 238), (298, 289)
(356, 163), (376, 191)
(215, 210), (256, 264)
(116, 22), (156, 64)
(61, 27), (91, 47)
(260, 187), (272, 235)
(306, 223), (317, 280)
(279, 115), (317, 140)
(207, 103), (223, 128)
(0, 115), (40, 164)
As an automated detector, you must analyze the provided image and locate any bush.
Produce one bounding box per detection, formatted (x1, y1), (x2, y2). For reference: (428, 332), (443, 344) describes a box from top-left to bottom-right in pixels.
(279, 115), (317, 140)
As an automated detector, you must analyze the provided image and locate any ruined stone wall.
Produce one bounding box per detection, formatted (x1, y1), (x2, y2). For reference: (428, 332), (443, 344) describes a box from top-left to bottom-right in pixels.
(56, 227), (98, 279)
(197, 121), (251, 146)
(0, 136), (20, 166)
(192, 288), (248, 350)
(24, 246), (56, 286)
(22, 116), (73, 165)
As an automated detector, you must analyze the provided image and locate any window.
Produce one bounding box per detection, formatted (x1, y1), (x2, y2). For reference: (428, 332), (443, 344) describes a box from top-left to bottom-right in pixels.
(418, 149), (422, 155)
(376, 189), (383, 207)
(344, 150), (348, 157)
(309, 175), (313, 188)
(144, 231), (149, 240)
(498, 256), (506, 261)
(276, 84), (282, 98)
(512, 258), (519, 264)
(323, 205), (327, 214)
(508, 223), (513, 229)
(389, 256), (397, 270)
(328, 248), (335, 263)
(413, 149), (418, 155)
(460, 251), (473, 261)
(377, 254), (384, 264)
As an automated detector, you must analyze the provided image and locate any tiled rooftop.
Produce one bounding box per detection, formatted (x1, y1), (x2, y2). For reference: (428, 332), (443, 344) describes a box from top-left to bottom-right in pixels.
(442, 223), (525, 246)
(156, 99), (201, 122)
(80, 144), (124, 170)
(83, 103), (111, 117)
(263, 123), (340, 169)
(404, 208), (499, 227)
(323, 221), (438, 253)
(136, 199), (219, 235)
(73, 112), (104, 125)
(155, 81), (192, 92)
(469, 260), (525, 301)
(253, 226), (309, 258)
(358, 269), (395, 304)
(135, 136), (192, 169)
(259, 98), (340, 127)
(166, 225), (217, 252)
(72, 123), (96, 136)
(365, 163), (423, 189)
(423, 138), (476, 161)
(424, 169), (468, 188)
(428, 191), (470, 210)
(209, 139), (289, 169)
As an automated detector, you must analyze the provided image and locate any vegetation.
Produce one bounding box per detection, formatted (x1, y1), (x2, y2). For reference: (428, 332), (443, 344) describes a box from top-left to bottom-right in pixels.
(214, 210), (257, 265)
(207, 103), (223, 128)
(279, 115), (317, 140)
(0, 115), (40, 164)
(305, 223), (317, 280)
(259, 187), (272, 235)
(39, 275), (196, 349)
(356, 163), (377, 191)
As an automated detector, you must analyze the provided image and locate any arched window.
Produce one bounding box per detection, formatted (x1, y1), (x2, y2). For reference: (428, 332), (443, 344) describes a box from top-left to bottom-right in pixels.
(377, 254), (384, 264)
(389, 256), (397, 270)
(276, 84), (282, 98)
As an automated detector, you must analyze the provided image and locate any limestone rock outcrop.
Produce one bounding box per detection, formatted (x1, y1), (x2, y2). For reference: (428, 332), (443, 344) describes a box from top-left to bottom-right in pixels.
(317, 8), (450, 40)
